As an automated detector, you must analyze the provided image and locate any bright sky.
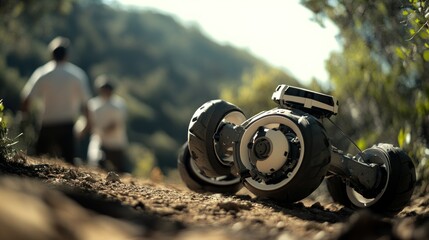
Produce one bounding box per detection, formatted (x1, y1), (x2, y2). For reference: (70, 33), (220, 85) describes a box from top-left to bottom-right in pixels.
(111, 0), (341, 85)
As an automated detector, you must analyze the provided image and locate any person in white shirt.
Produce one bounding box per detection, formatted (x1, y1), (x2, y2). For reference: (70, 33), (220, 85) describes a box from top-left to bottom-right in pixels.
(87, 75), (132, 173)
(21, 36), (91, 164)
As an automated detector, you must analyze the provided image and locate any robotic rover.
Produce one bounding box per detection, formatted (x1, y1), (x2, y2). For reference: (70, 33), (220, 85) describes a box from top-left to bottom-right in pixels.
(178, 85), (416, 213)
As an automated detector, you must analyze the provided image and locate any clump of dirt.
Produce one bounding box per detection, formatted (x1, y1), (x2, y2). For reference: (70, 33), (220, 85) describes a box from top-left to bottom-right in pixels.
(0, 156), (428, 240)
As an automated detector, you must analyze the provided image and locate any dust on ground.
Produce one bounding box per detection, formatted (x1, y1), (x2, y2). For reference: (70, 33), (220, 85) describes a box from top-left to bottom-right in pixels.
(0, 155), (428, 240)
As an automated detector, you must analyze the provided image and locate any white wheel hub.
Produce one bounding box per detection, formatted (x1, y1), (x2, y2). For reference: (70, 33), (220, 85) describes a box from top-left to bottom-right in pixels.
(252, 129), (290, 174)
(239, 112), (306, 191)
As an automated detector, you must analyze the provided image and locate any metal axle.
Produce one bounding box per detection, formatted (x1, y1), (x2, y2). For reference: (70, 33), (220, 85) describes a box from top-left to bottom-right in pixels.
(328, 147), (384, 198)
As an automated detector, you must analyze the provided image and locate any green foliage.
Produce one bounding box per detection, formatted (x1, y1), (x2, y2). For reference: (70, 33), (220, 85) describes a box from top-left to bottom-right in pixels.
(220, 67), (301, 116)
(302, 0), (429, 187)
(0, 100), (18, 161)
(303, 0), (423, 137)
(0, 0), (73, 53)
(399, 127), (429, 191)
(401, 0), (429, 60)
(0, 100), (4, 129)
(128, 143), (156, 178)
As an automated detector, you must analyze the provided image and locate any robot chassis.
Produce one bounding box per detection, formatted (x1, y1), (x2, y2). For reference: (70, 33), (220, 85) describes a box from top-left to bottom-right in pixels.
(178, 85), (416, 213)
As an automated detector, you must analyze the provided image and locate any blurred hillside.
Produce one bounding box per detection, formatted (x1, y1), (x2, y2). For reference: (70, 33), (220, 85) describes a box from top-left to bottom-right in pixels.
(0, 0), (300, 172)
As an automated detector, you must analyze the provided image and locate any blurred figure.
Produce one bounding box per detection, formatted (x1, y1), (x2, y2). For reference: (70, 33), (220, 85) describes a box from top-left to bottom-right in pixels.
(20, 36), (91, 164)
(87, 75), (132, 173)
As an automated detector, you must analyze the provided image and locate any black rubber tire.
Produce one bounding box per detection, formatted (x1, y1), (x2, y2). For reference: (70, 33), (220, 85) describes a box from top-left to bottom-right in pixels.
(326, 143), (416, 213)
(188, 99), (245, 177)
(241, 110), (331, 203)
(177, 143), (243, 194)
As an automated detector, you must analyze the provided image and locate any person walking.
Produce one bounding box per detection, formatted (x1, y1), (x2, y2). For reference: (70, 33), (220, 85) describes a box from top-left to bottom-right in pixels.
(87, 75), (132, 173)
(20, 36), (92, 164)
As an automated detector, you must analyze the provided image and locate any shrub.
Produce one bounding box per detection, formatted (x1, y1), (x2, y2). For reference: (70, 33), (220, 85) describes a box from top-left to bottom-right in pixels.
(0, 100), (18, 161)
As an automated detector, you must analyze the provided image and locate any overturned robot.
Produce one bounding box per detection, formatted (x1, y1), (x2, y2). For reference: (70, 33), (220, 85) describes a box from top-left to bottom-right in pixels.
(178, 84), (416, 213)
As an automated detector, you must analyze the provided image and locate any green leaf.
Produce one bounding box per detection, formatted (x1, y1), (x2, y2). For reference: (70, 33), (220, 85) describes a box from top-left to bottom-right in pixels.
(395, 47), (406, 59)
(420, 30), (429, 39)
(356, 138), (367, 150)
(398, 128), (406, 148)
(423, 50), (429, 61)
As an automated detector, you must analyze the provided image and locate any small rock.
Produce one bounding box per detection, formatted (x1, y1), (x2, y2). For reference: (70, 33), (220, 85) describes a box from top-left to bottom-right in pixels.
(64, 170), (78, 179)
(133, 201), (145, 210)
(217, 201), (251, 212)
(313, 231), (327, 240)
(172, 204), (187, 211)
(106, 172), (121, 182)
(395, 215), (429, 240)
(335, 210), (393, 240)
(251, 218), (264, 224)
(212, 193), (223, 199)
(277, 231), (297, 240)
(84, 175), (97, 183)
(276, 221), (286, 229)
(231, 222), (244, 231)
(157, 208), (175, 216)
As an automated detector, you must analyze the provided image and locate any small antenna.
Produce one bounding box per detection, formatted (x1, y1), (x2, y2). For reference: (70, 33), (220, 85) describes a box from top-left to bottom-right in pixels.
(326, 118), (362, 153)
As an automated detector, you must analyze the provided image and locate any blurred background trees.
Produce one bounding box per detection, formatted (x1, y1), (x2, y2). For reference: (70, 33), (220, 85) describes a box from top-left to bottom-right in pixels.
(301, 0), (429, 188)
(1, 0), (428, 188)
(0, 0), (265, 174)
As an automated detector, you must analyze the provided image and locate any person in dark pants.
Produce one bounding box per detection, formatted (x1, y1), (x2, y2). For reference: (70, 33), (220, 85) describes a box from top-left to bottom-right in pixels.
(20, 36), (92, 164)
(87, 75), (132, 173)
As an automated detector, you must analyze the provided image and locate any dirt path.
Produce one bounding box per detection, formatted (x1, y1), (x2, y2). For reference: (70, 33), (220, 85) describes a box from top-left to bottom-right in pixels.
(0, 156), (428, 240)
